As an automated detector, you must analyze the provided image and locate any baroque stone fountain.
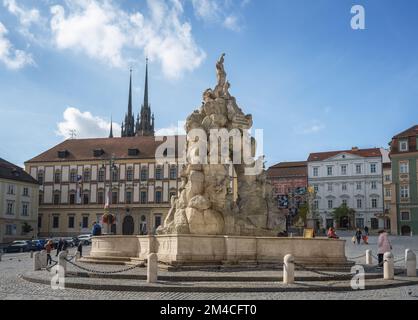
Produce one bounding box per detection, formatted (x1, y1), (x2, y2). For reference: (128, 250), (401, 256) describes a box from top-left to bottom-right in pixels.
(87, 54), (348, 268)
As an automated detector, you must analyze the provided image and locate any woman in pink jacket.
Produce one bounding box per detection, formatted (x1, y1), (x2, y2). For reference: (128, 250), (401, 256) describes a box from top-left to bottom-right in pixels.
(377, 230), (392, 267)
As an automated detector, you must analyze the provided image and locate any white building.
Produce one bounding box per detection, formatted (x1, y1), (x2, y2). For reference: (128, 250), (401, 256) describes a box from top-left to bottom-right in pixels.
(307, 147), (384, 231)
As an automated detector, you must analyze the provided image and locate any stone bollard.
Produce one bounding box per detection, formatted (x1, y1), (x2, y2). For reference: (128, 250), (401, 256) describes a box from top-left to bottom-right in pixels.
(39, 250), (47, 268)
(75, 252), (81, 262)
(33, 252), (41, 271)
(366, 250), (372, 265)
(283, 254), (295, 284)
(58, 251), (68, 277)
(405, 249), (417, 277)
(0, 251), (2, 262)
(147, 253), (158, 283)
(30, 251), (33, 259)
(383, 252), (394, 280)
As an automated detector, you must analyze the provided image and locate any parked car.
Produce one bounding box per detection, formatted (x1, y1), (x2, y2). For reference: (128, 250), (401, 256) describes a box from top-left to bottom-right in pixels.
(3, 240), (33, 253)
(77, 234), (92, 245)
(63, 237), (76, 247)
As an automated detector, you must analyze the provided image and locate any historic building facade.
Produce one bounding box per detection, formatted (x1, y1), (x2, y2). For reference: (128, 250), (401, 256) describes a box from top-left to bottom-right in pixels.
(0, 158), (39, 243)
(308, 148), (384, 230)
(383, 162), (395, 233)
(267, 161), (308, 229)
(25, 137), (182, 238)
(389, 125), (418, 236)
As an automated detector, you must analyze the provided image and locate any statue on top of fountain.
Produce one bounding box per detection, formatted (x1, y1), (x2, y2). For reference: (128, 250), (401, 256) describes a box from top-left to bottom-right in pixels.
(157, 54), (285, 236)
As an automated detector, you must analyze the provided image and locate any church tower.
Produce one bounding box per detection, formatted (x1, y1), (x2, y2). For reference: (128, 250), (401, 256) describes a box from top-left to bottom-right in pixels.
(135, 59), (155, 137)
(121, 69), (135, 137)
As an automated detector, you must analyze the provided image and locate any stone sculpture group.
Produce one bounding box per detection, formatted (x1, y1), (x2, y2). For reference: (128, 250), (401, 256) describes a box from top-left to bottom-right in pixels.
(157, 54), (285, 237)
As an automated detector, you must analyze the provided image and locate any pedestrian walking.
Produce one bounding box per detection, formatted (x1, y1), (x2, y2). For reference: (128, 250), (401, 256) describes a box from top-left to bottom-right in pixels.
(355, 228), (362, 245)
(377, 230), (392, 268)
(56, 238), (64, 256)
(45, 240), (53, 265)
(364, 226), (369, 236)
(77, 241), (83, 258)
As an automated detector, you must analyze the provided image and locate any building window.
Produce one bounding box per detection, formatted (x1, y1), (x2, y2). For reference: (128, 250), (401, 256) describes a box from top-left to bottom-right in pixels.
(400, 162), (409, 174)
(111, 168), (119, 182)
(68, 216), (75, 229)
(385, 188), (391, 197)
(98, 191), (104, 204)
(155, 166), (162, 180)
(399, 139), (409, 152)
(313, 200), (319, 210)
(170, 166), (177, 180)
(140, 191), (147, 204)
(83, 169), (90, 182)
(126, 191), (132, 204)
(5, 224), (16, 235)
(371, 181), (377, 190)
(23, 187), (29, 197)
(141, 167), (148, 180)
(38, 193), (43, 205)
(126, 167), (134, 181)
(355, 164), (362, 174)
(54, 171), (61, 183)
(342, 183), (347, 191)
(38, 216), (42, 229)
(52, 216), (59, 229)
(83, 193), (89, 205)
(371, 198), (378, 208)
(7, 184), (15, 195)
(400, 185), (410, 199)
(341, 165), (347, 175)
(69, 193), (76, 205)
(355, 218), (364, 229)
(327, 183), (333, 192)
(112, 191), (118, 204)
(327, 166), (333, 176)
(70, 170), (77, 183)
(155, 190), (162, 204)
(357, 198), (362, 209)
(6, 201), (14, 215)
(401, 211), (410, 221)
(328, 200), (333, 209)
(356, 182), (362, 190)
(342, 199), (348, 206)
(370, 163), (377, 174)
(82, 216), (89, 229)
(385, 174), (391, 182)
(313, 184), (319, 192)
(154, 215), (162, 231)
(37, 171), (44, 184)
(98, 168), (105, 182)
(313, 167), (319, 177)
(53, 193), (60, 205)
(22, 203), (29, 216)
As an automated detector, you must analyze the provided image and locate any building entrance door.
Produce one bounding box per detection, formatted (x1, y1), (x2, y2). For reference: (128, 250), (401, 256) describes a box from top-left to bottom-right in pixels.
(122, 216), (134, 235)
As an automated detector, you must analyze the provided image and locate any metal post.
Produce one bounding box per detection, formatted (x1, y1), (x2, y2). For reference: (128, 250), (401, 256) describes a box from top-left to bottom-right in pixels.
(365, 250), (372, 265)
(405, 249), (417, 277)
(383, 252), (394, 280)
(283, 254), (295, 284)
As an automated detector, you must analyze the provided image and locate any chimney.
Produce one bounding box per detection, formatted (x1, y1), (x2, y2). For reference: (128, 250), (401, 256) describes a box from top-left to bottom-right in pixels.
(351, 147), (359, 151)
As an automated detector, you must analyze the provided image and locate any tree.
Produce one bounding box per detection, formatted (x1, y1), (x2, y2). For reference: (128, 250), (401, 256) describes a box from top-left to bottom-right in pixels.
(22, 222), (34, 234)
(332, 204), (355, 229)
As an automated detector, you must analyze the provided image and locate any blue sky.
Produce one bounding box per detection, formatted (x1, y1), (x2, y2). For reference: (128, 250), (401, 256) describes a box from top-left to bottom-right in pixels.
(0, 0), (417, 168)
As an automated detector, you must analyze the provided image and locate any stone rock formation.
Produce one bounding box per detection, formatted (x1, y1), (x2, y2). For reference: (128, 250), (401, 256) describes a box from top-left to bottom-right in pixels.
(157, 54), (285, 236)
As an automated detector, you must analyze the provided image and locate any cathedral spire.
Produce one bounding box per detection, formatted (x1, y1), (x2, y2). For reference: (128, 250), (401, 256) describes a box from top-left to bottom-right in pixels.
(128, 68), (133, 117)
(109, 115), (114, 138)
(143, 58), (149, 109)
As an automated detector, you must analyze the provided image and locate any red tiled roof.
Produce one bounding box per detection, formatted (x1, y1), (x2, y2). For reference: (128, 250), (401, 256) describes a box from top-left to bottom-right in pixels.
(267, 161), (307, 178)
(0, 158), (39, 184)
(308, 148), (382, 162)
(25, 136), (185, 163)
(392, 125), (418, 139)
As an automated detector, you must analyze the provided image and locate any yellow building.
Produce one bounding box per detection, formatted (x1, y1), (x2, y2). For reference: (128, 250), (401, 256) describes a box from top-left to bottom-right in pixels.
(25, 136), (182, 237)
(0, 158), (39, 243)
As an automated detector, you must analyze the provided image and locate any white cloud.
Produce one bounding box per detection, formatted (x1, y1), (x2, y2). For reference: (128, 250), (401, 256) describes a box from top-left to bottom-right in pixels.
(49, 0), (206, 79)
(3, 0), (41, 27)
(192, 0), (220, 21)
(56, 107), (121, 139)
(223, 15), (240, 31)
(155, 122), (186, 136)
(0, 21), (34, 69)
(294, 120), (325, 135)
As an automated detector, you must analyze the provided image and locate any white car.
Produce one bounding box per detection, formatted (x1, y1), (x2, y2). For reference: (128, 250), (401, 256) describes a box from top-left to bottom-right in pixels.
(77, 234), (92, 245)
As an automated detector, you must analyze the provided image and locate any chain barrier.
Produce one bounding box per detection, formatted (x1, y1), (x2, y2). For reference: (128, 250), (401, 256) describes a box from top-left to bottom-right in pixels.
(45, 260), (58, 271)
(293, 262), (351, 278)
(64, 258), (143, 275)
(347, 253), (366, 260)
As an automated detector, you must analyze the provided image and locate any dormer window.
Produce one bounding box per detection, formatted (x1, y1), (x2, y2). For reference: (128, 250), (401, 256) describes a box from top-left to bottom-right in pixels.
(58, 150), (69, 158)
(399, 139), (409, 152)
(93, 149), (104, 157)
(128, 148), (139, 156)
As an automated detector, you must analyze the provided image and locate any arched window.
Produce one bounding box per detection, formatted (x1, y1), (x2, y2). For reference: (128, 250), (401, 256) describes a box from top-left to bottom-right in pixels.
(53, 191), (61, 205)
(170, 166), (177, 180)
(141, 167), (148, 181)
(83, 169), (90, 182)
(155, 166), (162, 180)
(98, 168), (105, 182)
(70, 169), (77, 183)
(155, 190), (162, 204)
(111, 168), (119, 182)
(54, 170), (61, 183)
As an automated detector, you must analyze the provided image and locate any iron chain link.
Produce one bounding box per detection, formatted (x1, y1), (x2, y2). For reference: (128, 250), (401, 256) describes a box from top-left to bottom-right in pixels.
(64, 258), (143, 274)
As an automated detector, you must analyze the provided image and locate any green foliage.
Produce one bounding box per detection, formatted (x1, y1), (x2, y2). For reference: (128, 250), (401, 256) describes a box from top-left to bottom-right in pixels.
(22, 222), (33, 234)
(332, 203), (355, 221)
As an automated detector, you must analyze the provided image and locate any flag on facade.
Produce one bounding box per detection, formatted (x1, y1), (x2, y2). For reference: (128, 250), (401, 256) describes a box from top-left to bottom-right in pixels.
(76, 175), (82, 204)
